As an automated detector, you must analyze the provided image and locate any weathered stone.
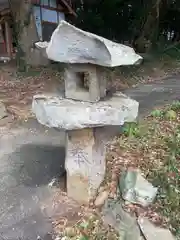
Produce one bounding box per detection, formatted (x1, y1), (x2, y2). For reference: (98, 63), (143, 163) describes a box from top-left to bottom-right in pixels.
(33, 20), (141, 205)
(0, 102), (7, 120)
(120, 169), (158, 207)
(65, 127), (109, 203)
(138, 217), (175, 240)
(44, 21), (142, 67)
(32, 93), (139, 130)
(102, 199), (141, 240)
(64, 63), (106, 102)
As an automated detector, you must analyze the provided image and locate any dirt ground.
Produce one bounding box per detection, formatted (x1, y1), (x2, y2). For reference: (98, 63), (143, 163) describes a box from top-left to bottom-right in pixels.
(0, 62), (63, 125)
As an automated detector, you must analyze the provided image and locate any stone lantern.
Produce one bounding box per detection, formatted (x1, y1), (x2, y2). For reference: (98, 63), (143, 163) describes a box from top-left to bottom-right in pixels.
(33, 21), (142, 204)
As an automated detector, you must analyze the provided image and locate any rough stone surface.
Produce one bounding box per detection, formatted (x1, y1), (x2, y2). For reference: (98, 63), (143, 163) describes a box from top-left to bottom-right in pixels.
(65, 127), (109, 203)
(102, 199), (141, 240)
(32, 93), (139, 130)
(138, 217), (175, 240)
(64, 63), (106, 102)
(0, 102), (7, 120)
(36, 21), (142, 67)
(120, 169), (158, 207)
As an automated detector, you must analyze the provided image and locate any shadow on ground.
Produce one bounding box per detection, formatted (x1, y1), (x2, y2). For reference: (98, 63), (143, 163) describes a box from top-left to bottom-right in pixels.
(12, 144), (65, 187)
(0, 124), (72, 240)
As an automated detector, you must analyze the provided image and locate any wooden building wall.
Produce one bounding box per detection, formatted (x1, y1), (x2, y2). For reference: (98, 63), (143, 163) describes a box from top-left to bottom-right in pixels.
(32, 0), (65, 41)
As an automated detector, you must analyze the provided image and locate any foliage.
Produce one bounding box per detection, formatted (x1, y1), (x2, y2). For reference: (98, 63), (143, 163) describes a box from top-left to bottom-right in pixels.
(110, 101), (180, 238)
(9, 0), (33, 71)
(73, 0), (180, 53)
(122, 122), (141, 137)
(61, 213), (119, 239)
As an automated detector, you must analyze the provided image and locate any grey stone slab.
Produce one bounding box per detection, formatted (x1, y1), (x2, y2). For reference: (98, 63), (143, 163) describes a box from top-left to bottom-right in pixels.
(138, 217), (175, 240)
(102, 199), (141, 240)
(32, 93), (139, 130)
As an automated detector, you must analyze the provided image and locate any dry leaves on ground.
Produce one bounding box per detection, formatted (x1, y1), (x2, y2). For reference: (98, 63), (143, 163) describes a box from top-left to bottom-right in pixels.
(105, 101), (180, 238)
(0, 64), (63, 121)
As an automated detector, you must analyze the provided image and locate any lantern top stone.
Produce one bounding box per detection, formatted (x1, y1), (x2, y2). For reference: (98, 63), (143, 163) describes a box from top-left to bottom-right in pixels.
(36, 20), (142, 67)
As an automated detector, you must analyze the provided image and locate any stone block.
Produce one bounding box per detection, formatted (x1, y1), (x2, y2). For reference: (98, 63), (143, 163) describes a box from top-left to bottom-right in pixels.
(65, 127), (108, 203)
(32, 92), (139, 130)
(64, 63), (106, 102)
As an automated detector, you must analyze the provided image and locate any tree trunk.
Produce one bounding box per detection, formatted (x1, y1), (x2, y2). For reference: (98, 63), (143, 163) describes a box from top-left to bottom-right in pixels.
(9, 0), (48, 70)
(135, 0), (163, 53)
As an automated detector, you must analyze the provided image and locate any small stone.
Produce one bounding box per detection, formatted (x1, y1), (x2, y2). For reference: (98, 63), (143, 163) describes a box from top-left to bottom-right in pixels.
(48, 177), (59, 187)
(94, 190), (109, 207)
(0, 102), (7, 120)
(120, 169), (158, 207)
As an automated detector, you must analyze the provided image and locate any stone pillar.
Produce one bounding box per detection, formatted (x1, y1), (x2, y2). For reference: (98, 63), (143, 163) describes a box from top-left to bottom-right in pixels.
(65, 128), (107, 203)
